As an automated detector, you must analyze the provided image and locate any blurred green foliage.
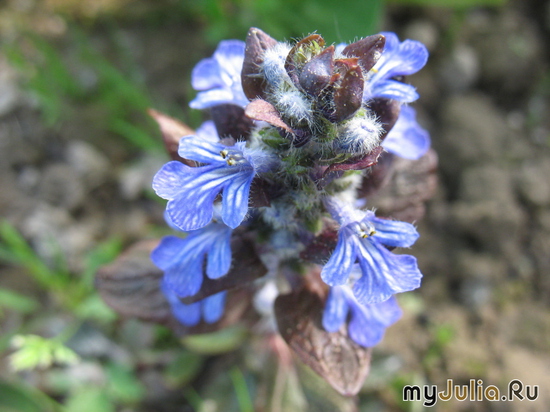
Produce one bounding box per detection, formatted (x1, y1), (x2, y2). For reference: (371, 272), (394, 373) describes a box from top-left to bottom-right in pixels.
(183, 0), (384, 44)
(388, 0), (507, 6)
(0, 221), (121, 316)
(3, 30), (163, 153)
(10, 335), (79, 372)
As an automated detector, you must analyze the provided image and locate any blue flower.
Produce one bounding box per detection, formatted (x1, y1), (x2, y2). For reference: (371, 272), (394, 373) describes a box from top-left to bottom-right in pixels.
(195, 120), (221, 142)
(151, 221), (233, 297)
(190, 40), (249, 109)
(382, 105), (431, 160)
(321, 197), (422, 304)
(153, 135), (276, 231)
(162, 282), (226, 326)
(323, 285), (402, 347)
(364, 32), (428, 103)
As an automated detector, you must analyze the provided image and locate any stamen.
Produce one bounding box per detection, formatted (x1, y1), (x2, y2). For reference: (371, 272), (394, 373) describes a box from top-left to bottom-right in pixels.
(350, 221), (376, 238)
(220, 148), (247, 166)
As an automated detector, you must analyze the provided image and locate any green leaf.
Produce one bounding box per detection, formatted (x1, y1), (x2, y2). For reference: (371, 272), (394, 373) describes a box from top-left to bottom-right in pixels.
(10, 335), (79, 371)
(230, 368), (253, 412)
(109, 119), (162, 153)
(387, 0), (507, 7)
(182, 326), (248, 355)
(73, 294), (117, 323)
(81, 238), (123, 289)
(105, 363), (145, 404)
(0, 221), (68, 290)
(65, 387), (114, 412)
(252, 0), (384, 43)
(164, 351), (204, 387)
(0, 381), (62, 412)
(0, 288), (38, 314)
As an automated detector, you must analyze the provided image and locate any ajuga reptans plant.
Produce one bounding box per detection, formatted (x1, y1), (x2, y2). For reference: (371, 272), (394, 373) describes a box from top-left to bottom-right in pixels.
(97, 28), (435, 397)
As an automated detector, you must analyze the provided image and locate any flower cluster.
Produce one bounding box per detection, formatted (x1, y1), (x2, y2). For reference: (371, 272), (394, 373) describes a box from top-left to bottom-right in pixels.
(151, 28), (430, 364)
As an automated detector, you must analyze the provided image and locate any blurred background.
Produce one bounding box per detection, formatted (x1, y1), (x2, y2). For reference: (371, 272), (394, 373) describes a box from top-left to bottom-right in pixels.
(0, 0), (549, 411)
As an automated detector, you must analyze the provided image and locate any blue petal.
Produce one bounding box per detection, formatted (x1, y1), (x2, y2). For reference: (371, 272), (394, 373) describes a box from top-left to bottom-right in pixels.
(377, 37), (428, 79)
(213, 40), (246, 83)
(347, 295), (402, 347)
(348, 308), (385, 347)
(155, 230), (223, 297)
(365, 32), (428, 102)
(370, 296), (402, 326)
(221, 170), (254, 228)
(196, 120), (220, 142)
(380, 32), (399, 54)
(202, 291), (226, 323)
(161, 247), (204, 298)
(166, 166), (234, 231)
(322, 286), (349, 333)
(370, 217), (419, 248)
(152, 161), (193, 199)
(321, 230), (356, 286)
(189, 88), (239, 110)
(370, 80), (419, 103)
(353, 241), (422, 304)
(173, 302), (202, 326)
(177, 136), (226, 164)
(162, 284), (202, 326)
(150, 235), (187, 270)
(191, 58), (224, 91)
(205, 225), (233, 278)
(382, 106), (430, 160)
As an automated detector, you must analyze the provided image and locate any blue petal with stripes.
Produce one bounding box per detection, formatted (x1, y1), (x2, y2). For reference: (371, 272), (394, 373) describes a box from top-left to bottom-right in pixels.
(321, 197), (422, 304)
(323, 285), (402, 347)
(151, 221), (233, 298)
(153, 136), (276, 231)
(382, 105), (431, 160)
(190, 40), (249, 109)
(364, 32), (428, 103)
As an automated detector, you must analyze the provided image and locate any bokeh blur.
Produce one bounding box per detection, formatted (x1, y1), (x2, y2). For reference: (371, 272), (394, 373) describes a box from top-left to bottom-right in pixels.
(1, 0), (549, 411)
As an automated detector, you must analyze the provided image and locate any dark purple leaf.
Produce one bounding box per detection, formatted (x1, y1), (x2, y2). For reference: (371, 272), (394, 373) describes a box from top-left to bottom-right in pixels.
(299, 220), (339, 264)
(325, 146), (383, 174)
(275, 285), (372, 396)
(342, 34), (385, 72)
(285, 34), (326, 86)
(95, 239), (171, 323)
(242, 27), (278, 100)
(360, 148), (438, 223)
(249, 178), (272, 208)
(368, 98), (401, 140)
(299, 46), (334, 97)
(290, 128), (312, 148)
(333, 60), (364, 121)
(210, 104), (254, 141)
(358, 151), (395, 198)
